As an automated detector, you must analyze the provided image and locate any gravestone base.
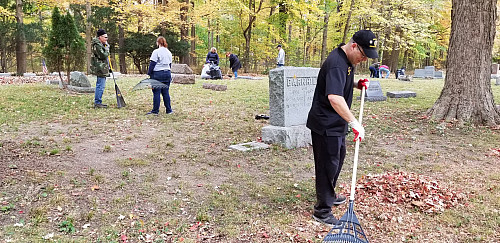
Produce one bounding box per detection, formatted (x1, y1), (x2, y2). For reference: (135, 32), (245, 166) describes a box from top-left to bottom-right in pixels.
(229, 141), (270, 152)
(387, 91), (417, 98)
(358, 96), (387, 102)
(261, 125), (311, 149)
(67, 85), (95, 93)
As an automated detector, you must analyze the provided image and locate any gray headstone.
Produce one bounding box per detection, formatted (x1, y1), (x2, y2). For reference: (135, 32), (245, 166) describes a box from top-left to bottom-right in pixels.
(361, 80), (386, 101)
(69, 71), (91, 87)
(496, 77), (500, 86)
(492, 64), (499, 74)
(434, 71), (443, 79)
(172, 73), (195, 84)
(414, 69), (425, 78)
(268, 67), (319, 127)
(424, 66), (435, 78)
(387, 91), (417, 98)
(50, 72), (65, 76)
(23, 73), (36, 77)
(262, 66), (318, 149)
(202, 83), (227, 91)
(171, 64), (193, 74)
(46, 79), (59, 85)
(0, 73), (11, 76)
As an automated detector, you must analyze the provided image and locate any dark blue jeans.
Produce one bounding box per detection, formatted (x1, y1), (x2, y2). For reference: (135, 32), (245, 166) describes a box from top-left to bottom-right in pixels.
(150, 70), (172, 114)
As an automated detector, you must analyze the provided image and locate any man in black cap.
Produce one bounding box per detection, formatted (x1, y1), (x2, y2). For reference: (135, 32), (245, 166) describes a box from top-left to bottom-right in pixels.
(276, 44), (285, 67)
(90, 29), (110, 108)
(306, 29), (378, 226)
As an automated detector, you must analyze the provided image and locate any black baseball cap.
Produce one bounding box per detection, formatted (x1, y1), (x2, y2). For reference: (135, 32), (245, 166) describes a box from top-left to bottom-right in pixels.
(277, 44), (282, 48)
(352, 30), (378, 59)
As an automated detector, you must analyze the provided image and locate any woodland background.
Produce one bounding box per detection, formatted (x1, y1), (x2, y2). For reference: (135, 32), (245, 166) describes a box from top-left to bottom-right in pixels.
(0, 0), (483, 76)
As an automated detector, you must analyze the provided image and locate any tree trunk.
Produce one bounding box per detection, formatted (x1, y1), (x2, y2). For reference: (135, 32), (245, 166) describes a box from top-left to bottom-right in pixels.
(179, 0), (189, 64)
(341, 0), (355, 43)
(427, 0), (500, 126)
(86, 1), (91, 74)
(15, 0), (26, 76)
(190, 23), (196, 67)
(118, 24), (127, 74)
(320, 1), (330, 65)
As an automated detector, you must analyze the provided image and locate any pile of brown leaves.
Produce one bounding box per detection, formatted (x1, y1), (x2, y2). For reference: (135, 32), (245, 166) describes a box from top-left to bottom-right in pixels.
(354, 171), (467, 214)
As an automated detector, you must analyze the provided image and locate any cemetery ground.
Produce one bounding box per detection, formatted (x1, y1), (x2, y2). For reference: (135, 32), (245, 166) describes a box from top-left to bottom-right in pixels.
(0, 75), (499, 243)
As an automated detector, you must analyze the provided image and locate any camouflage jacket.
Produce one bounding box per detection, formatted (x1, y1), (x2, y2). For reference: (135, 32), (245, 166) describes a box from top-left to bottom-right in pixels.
(90, 38), (110, 77)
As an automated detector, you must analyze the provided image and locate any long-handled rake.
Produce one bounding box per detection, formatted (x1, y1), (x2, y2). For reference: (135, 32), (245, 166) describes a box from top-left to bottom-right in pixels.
(322, 86), (369, 243)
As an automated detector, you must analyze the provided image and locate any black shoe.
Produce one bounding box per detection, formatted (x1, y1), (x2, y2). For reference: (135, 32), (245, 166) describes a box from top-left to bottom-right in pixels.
(146, 112), (158, 116)
(312, 214), (339, 227)
(333, 194), (347, 205)
(94, 103), (108, 108)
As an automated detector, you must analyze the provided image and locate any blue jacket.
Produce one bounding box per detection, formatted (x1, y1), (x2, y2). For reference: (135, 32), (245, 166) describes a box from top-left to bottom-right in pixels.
(206, 52), (219, 65)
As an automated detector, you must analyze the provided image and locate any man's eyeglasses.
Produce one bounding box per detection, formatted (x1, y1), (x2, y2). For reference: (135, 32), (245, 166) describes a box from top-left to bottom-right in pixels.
(356, 44), (366, 58)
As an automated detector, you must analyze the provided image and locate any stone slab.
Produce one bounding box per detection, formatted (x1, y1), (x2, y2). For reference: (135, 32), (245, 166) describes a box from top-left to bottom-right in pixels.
(236, 76), (264, 80)
(492, 64), (499, 74)
(172, 73), (195, 84)
(23, 73), (36, 77)
(268, 67), (319, 127)
(261, 125), (311, 149)
(413, 69), (425, 78)
(228, 141), (270, 152)
(363, 80), (386, 102)
(202, 83), (227, 91)
(70, 71), (91, 87)
(171, 64), (194, 74)
(67, 85), (95, 93)
(387, 91), (417, 98)
(46, 79), (60, 85)
(0, 73), (11, 76)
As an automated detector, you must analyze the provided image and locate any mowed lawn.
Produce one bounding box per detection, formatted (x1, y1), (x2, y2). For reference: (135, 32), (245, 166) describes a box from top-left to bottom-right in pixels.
(0, 75), (499, 242)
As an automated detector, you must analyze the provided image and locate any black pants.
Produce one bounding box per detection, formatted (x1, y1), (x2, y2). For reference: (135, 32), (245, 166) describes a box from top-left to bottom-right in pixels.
(311, 131), (346, 217)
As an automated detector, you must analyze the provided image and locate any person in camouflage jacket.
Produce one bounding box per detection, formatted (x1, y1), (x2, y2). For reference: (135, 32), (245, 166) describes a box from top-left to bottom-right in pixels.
(91, 29), (110, 108)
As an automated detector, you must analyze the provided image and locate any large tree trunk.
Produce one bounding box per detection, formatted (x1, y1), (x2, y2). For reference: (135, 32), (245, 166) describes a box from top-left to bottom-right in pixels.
(15, 0), (26, 76)
(427, 0), (500, 126)
(179, 0), (190, 64)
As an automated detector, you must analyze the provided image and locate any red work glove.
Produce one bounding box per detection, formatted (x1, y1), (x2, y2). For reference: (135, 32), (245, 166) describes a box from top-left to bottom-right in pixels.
(357, 78), (370, 90)
(348, 119), (365, 142)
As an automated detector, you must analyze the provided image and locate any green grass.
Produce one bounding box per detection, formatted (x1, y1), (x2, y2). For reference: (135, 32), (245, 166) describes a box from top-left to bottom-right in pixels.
(0, 76), (499, 242)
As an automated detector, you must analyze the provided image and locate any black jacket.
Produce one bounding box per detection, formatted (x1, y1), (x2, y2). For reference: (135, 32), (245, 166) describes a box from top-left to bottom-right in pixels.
(228, 54), (241, 72)
(206, 52), (219, 65)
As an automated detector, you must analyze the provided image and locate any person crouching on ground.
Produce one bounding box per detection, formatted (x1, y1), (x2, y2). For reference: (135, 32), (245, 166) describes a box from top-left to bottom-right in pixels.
(90, 29), (110, 108)
(306, 29), (377, 227)
(147, 36), (173, 115)
(206, 47), (219, 65)
(226, 51), (241, 79)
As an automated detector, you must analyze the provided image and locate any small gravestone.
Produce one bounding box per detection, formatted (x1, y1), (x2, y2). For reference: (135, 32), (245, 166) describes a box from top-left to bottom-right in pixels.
(434, 71), (444, 79)
(262, 67), (319, 148)
(23, 73), (36, 77)
(46, 79), (59, 85)
(171, 63), (195, 84)
(492, 64), (499, 74)
(424, 66), (435, 78)
(359, 80), (386, 101)
(496, 77), (500, 86)
(398, 75), (412, 82)
(202, 83), (227, 91)
(70, 71), (91, 87)
(387, 91), (417, 98)
(413, 69), (425, 78)
(229, 141), (270, 151)
(0, 73), (11, 76)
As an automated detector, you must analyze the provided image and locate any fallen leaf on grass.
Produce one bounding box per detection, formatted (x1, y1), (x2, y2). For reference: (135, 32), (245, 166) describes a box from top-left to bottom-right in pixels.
(190, 222), (202, 231)
(91, 185), (99, 191)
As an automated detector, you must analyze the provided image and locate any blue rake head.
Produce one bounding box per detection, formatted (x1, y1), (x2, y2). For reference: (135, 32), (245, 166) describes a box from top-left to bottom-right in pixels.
(322, 201), (369, 243)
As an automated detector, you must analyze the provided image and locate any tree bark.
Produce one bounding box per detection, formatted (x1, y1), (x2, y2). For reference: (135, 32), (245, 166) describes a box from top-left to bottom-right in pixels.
(86, 1), (91, 74)
(242, 0), (263, 72)
(341, 0), (355, 44)
(320, 7), (330, 65)
(427, 0), (500, 126)
(15, 0), (26, 76)
(118, 24), (127, 74)
(179, 0), (190, 64)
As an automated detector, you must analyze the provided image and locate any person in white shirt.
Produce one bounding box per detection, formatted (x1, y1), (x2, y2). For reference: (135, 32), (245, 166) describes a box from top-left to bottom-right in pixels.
(276, 44), (285, 67)
(147, 36), (173, 115)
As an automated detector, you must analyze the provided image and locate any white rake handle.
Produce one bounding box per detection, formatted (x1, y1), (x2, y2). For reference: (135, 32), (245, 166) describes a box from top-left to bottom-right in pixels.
(349, 86), (366, 201)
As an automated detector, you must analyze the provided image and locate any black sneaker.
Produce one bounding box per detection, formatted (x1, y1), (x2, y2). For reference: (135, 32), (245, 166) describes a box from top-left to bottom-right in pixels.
(94, 103), (108, 108)
(333, 194), (347, 205)
(312, 214), (339, 227)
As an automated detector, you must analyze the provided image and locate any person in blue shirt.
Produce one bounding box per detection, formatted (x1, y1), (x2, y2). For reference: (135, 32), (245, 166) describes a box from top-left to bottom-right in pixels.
(206, 47), (219, 65)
